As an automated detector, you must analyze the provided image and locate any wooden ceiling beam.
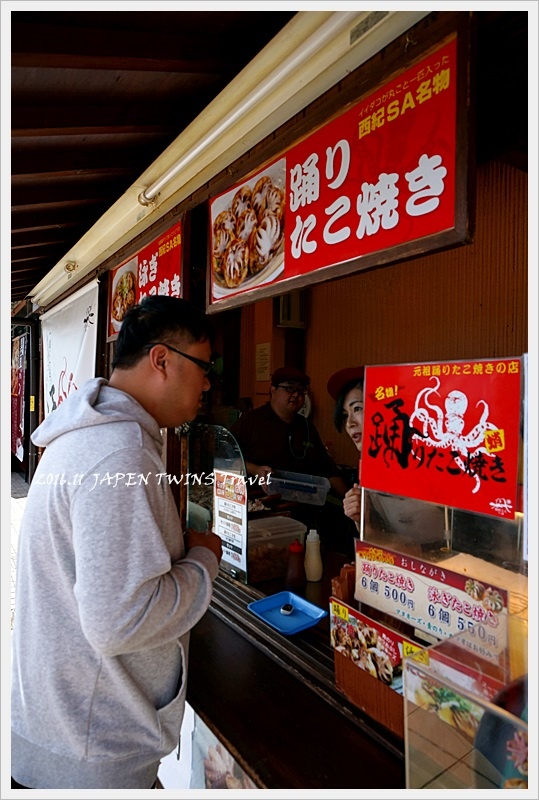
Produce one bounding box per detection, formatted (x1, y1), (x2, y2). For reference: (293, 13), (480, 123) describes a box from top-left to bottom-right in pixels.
(12, 266), (57, 282)
(11, 18), (263, 73)
(11, 177), (132, 206)
(11, 145), (168, 175)
(10, 11), (298, 298)
(11, 220), (83, 235)
(12, 227), (83, 247)
(12, 52), (230, 75)
(12, 254), (60, 267)
(12, 124), (171, 138)
(12, 167), (135, 184)
(12, 243), (72, 260)
(12, 202), (108, 230)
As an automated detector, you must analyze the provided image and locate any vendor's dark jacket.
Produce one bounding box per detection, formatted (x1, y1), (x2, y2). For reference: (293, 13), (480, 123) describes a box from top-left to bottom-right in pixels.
(230, 402), (340, 478)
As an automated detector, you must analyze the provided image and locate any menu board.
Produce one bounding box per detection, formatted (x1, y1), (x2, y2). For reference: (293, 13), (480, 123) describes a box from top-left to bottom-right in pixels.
(355, 542), (508, 660)
(330, 598), (425, 696)
(213, 470), (248, 579)
(108, 220), (183, 338)
(209, 36), (465, 310)
(360, 357), (522, 519)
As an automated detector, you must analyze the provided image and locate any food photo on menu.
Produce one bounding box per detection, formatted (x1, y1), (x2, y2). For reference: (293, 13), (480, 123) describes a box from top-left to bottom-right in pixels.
(211, 158), (286, 299)
(109, 257), (138, 335)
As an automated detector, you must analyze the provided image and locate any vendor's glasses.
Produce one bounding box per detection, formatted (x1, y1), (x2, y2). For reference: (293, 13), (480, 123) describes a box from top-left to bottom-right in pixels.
(276, 384), (308, 396)
(145, 343), (216, 376)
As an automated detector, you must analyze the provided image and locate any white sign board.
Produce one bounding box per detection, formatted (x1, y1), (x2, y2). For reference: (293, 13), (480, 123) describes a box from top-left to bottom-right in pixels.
(41, 280), (99, 416)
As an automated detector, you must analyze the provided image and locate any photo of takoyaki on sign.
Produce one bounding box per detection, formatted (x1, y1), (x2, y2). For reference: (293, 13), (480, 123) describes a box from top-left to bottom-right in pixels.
(210, 158), (286, 299)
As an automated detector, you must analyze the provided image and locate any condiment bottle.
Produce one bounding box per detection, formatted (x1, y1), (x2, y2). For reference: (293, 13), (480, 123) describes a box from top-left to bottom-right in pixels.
(285, 538), (306, 592)
(304, 529), (323, 582)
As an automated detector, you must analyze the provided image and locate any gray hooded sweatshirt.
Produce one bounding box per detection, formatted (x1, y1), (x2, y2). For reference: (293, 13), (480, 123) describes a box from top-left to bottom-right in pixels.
(11, 378), (219, 789)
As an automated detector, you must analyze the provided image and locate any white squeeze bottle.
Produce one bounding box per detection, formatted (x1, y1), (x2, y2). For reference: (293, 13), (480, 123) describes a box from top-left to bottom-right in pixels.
(304, 529), (323, 582)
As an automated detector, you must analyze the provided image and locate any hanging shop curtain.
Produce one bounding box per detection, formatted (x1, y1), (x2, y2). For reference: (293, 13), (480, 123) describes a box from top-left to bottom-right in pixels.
(41, 280), (99, 417)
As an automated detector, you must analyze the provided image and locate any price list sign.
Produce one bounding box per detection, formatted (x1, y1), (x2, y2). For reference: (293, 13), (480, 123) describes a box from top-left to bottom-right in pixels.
(355, 542), (508, 660)
(213, 471), (247, 578)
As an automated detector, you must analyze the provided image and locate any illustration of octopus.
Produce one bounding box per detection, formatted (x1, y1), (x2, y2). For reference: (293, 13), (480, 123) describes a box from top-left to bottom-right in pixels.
(409, 376), (499, 494)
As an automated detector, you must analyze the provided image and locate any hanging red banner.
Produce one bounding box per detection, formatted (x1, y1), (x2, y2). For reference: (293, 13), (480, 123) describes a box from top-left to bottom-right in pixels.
(360, 358), (522, 519)
(108, 220), (183, 338)
(209, 36), (460, 308)
(11, 334), (27, 460)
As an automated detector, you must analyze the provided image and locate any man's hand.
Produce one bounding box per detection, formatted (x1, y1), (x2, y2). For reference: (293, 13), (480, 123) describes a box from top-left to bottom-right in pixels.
(185, 528), (223, 563)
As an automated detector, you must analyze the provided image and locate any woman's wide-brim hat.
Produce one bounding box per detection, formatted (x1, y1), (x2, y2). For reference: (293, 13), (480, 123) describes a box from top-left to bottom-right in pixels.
(326, 366), (365, 401)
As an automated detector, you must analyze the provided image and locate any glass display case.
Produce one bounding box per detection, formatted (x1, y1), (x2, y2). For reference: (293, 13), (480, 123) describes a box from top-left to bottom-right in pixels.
(404, 616), (528, 789)
(360, 487), (526, 576)
(333, 484), (528, 749)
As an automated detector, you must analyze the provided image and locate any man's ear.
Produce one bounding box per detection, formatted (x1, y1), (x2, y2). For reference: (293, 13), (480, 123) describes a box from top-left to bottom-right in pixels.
(147, 344), (168, 375)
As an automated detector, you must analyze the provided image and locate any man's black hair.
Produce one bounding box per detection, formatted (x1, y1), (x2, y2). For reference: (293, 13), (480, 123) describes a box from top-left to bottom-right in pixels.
(333, 377), (364, 433)
(112, 296), (213, 370)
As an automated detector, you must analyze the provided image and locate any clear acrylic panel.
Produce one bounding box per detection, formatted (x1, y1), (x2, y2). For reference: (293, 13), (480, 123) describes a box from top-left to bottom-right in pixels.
(360, 488), (526, 575)
(404, 616), (528, 789)
(184, 423), (246, 534)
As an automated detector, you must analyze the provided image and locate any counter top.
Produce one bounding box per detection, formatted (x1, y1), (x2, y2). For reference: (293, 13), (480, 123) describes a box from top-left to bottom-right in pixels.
(187, 604), (405, 789)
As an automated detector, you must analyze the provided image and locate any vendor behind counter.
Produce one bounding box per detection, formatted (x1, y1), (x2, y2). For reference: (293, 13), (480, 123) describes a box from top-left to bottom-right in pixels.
(230, 367), (354, 549)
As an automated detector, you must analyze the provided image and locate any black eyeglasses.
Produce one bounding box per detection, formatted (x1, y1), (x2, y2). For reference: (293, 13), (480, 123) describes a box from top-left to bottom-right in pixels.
(145, 343), (215, 376)
(276, 384), (308, 396)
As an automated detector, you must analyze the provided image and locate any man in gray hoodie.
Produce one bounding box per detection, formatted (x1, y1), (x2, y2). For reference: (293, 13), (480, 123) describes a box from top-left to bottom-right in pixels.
(11, 296), (223, 789)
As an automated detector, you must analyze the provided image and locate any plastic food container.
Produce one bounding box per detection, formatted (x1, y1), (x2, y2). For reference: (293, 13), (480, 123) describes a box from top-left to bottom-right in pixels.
(248, 516), (307, 583)
(264, 470), (330, 505)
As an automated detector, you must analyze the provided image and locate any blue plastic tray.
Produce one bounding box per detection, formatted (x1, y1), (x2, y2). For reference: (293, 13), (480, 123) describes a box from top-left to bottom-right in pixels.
(247, 591), (328, 635)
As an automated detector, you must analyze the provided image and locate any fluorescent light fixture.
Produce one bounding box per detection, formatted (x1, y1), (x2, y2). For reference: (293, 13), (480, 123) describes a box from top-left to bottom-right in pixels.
(30, 11), (429, 308)
(138, 10), (359, 206)
(32, 263), (79, 309)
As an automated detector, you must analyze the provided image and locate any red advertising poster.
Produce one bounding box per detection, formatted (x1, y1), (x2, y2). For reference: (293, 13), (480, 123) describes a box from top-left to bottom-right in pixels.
(11, 334), (27, 460)
(355, 542), (508, 659)
(360, 358), (522, 519)
(210, 37), (458, 307)
(108, 220), (183, 338)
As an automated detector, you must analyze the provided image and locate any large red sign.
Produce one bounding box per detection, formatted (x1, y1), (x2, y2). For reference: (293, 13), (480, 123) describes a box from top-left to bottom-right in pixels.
(108, 220), (183, 338)
(360, 358), (522, 519)
(210, 37), (458, 306)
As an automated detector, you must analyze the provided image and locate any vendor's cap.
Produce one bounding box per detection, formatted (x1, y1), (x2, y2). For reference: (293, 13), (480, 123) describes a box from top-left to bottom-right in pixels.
(327, 366), (365, 401)
(271, 366), (310, 387)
